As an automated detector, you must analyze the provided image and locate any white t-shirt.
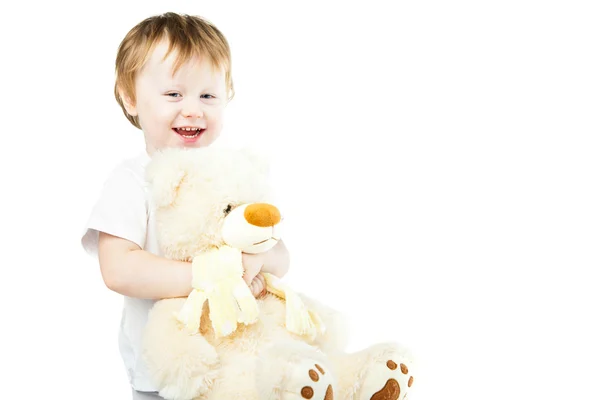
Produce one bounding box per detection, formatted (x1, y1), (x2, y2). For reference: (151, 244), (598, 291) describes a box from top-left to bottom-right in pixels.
(81, 152), (160, 392)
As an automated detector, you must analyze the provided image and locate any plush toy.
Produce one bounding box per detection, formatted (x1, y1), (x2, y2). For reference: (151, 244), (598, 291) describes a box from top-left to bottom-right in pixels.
(141, 147), (416, 400)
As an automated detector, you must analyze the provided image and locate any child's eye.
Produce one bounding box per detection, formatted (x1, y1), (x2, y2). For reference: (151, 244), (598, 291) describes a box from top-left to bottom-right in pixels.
(201, 94), (216, 99)
(166, 93), (182, 98)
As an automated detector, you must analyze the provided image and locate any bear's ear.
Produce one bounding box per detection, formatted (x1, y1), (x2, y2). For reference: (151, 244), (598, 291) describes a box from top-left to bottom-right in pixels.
(145, 148), (190, 208)
(239, 146), (271, 177)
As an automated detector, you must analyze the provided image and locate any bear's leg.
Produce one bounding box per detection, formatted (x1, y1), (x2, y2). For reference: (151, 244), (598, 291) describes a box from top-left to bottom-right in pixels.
(142, 298), (220, 400)
(256, 340), (336, 400)
(328, 343), (415, 400)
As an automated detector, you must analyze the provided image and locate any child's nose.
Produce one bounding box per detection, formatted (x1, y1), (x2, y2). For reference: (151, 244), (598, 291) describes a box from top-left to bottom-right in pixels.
(183, 110), (204, 118)
(244, 203), (281, 227)
(182, 105), (205, 119)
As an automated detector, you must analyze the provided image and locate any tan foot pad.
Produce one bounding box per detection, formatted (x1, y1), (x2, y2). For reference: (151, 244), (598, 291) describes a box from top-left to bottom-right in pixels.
(282, 361), (334, 400)
(361, 359), (414, 400)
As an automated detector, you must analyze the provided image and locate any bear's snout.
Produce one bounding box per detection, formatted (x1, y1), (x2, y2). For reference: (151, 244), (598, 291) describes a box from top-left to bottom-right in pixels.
(244, 203), (281, 227)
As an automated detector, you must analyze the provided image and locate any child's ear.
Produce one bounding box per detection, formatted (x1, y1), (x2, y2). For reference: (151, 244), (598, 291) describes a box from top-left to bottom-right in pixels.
(146, 148), (190, 208)
(117, 87), (138, 117)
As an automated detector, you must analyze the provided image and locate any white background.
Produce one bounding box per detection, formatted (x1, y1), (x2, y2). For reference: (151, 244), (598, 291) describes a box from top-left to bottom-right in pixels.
(1, 1), (598, 399)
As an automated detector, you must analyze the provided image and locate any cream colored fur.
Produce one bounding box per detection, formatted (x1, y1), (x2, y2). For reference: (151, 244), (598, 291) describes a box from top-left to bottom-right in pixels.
(141, 147), (416, 400)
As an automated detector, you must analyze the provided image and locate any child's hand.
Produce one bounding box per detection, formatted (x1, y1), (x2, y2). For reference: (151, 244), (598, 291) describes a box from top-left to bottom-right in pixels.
(241, 240), (289, 296)
(249, 274), (267, 298)
(242, 252), (266, 298)
(257, 240), (290, 278)
(241, 252), (265, 286)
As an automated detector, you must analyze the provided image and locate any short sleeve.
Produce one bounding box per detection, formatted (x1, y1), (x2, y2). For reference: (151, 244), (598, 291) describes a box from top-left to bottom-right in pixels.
(81, 166), (148, 258)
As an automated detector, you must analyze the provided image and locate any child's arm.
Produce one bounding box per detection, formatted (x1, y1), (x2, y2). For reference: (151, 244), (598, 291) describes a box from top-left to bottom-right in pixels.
(242, 239), (290, 286)
(262, 239), (290, 278)
(98, 232), (192, 300)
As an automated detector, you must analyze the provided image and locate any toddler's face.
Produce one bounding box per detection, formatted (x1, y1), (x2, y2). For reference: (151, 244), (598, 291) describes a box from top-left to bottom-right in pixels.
(125, 40), (227, 154)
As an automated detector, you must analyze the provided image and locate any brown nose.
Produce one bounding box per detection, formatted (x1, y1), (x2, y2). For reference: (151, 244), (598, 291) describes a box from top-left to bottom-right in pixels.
(244, 203), (281, 227)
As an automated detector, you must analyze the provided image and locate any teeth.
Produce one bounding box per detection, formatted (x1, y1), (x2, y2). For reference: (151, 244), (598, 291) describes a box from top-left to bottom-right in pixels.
(173, 127), (204, 139)
(178, 127), (200, 138)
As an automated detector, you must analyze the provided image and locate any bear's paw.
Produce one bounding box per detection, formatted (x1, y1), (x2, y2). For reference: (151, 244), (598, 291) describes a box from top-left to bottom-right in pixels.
(281, 360), (334, 400)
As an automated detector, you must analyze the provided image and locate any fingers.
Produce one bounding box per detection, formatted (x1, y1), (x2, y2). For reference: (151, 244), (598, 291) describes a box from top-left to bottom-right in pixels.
(249, 275), (266, 298)
(242, 252), (264, 285)
(249, 277), (261, 297)
(243, 270), (258, 286)
(256, 274), (266, 297)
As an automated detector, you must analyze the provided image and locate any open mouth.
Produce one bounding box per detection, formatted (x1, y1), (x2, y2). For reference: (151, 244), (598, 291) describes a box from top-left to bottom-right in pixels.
(173, 127), (205, 139)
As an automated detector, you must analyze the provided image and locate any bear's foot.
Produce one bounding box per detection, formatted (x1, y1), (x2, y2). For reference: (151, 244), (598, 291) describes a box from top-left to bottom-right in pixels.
(281, 359), (334, 400)
(358, 355), (414, 400)
(257, 341), (336, 400)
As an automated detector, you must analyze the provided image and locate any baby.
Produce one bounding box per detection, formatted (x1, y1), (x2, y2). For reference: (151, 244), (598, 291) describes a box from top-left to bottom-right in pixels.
(81, 12), (289, 400)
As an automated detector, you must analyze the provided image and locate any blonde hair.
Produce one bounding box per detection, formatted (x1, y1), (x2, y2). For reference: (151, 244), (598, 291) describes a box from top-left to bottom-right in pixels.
(114, 12), (234, 129)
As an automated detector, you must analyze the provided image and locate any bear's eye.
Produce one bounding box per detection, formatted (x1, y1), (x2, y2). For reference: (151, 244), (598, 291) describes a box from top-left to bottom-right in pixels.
(223, 204), (234, 215)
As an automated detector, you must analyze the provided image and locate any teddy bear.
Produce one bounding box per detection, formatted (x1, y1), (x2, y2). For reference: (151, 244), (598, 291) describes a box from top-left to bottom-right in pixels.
(141, 146), (416, 400)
